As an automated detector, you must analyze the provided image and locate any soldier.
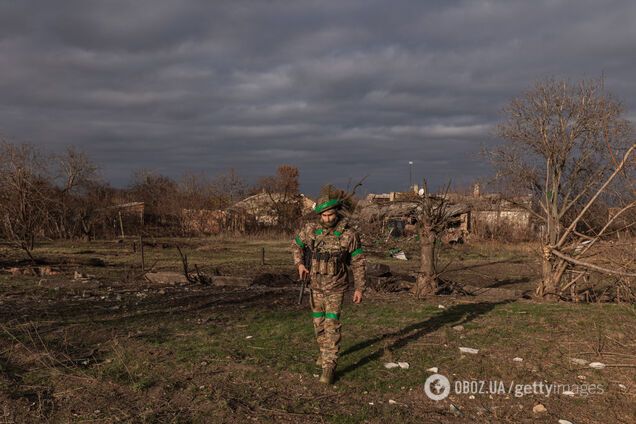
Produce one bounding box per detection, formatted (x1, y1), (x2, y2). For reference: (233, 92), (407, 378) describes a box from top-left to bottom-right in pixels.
(292, 195), (366, 384)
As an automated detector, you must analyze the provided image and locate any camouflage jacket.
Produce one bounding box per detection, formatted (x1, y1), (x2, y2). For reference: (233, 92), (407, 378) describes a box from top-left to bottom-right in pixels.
(292, 219), (366, 293)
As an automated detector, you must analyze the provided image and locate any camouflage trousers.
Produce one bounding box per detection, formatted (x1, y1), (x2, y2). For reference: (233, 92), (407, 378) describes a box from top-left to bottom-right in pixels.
(310, 290), (345, 369)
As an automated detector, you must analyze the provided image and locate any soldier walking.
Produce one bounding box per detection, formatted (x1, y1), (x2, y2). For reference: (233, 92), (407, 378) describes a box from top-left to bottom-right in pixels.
(292, 194), (366, 384)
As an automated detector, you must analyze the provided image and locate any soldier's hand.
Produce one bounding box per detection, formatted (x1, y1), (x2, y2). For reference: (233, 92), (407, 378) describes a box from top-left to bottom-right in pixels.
(353, 290), (363, 304)
(298, 264), (309, 280)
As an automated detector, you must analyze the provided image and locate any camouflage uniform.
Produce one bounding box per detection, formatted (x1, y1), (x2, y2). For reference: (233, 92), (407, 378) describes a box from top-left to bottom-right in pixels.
(292, 214), (366, 371)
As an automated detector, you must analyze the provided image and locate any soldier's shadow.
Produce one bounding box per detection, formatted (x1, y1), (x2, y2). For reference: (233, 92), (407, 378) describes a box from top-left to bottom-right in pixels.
(337, 300), (513, 379)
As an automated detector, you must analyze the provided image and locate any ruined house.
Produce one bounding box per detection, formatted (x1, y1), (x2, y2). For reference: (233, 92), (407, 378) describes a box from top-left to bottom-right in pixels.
(360, 185), (535, 241)
(180, 192), (314, 235)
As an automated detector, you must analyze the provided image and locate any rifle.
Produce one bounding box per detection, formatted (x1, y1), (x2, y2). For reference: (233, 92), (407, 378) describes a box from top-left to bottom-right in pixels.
(297, 246), (312, 305)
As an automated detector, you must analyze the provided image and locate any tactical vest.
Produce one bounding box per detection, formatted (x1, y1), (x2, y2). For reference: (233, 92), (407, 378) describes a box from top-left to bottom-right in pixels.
(309, 223), (349, 278)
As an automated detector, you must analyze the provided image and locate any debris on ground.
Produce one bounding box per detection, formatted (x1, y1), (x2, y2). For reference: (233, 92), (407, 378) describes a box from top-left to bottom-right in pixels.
(449, 404), (462, 416)
(389, 249), (408, 260)
(459, 347), (479, 354)
(532, 403), (547, 413)
(588, 362), (606, 369)
(513, 357), (523, 362)
(569, 358), (588, 365)
(384, 362), (399, 369)
(426, 367), (439, 373)
(452, 325), (464, 331)
(397, 362), (409, 369)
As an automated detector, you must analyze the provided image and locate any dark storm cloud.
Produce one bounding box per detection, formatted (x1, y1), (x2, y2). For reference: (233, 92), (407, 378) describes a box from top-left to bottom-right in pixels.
(0, 0), (635, 194)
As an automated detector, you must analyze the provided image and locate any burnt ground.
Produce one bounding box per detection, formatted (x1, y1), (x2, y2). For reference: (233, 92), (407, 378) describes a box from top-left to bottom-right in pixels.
(0, 238), (634, 423)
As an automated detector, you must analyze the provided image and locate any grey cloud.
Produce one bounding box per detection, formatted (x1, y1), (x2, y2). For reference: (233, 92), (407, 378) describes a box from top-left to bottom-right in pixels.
(0, 0), (634, 194)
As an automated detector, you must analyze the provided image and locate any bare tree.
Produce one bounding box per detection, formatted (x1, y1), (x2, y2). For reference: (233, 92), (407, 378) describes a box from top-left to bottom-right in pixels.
(412, 182), (455, 298)
(209, 168), (248, 209)
(0, 142), (52, 260)
(490, 78), (635, 300)
(256, 165), (302, 232)
(52, 146), (102, 239)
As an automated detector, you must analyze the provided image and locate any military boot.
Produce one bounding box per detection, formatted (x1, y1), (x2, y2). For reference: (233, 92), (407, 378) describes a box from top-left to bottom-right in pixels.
(319, 366), (335, 385)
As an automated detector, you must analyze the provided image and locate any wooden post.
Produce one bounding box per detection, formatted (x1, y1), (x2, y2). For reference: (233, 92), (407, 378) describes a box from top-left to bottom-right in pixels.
(118, 211), (125, 239)
(140, 234), (145, 273)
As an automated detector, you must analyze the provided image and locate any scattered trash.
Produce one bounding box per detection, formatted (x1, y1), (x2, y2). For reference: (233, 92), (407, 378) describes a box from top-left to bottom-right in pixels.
(532, 403), (547, 413)
(513, 357), (523, 362)
(389, 249), (408, 260)
(313, 374), (319, 378)
(618, 384), (627, 390)
(577, 375), (586, 380)
(562, 390), (575, 397)
(74, 271), (87, 280)
(452, 325), (464, 331)
(426, 367), (439, 373)
(589, 362), (606, 369)
(468, 395), (475, 400)
(384, 362), (400, 369)
(388, 399), (397, 405)
(558, 420), (573, 424)
(368, 402), (374, 405)
(245, 335), (253, 339)
(397, 362), (409, 369)
(437, 304), (446, 309)
(569, 358), (588, 365)
(449, 404), (462, 416)
(459, 347), (479, 354)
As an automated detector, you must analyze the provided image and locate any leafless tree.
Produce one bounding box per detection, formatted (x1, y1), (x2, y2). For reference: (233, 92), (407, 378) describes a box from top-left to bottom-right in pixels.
(412, 181), (455, 298)
(256, 165), (303, 232)
(52, 146), (103, 239)
(0, 142), (52, 260)
(490, 78), (635, 300)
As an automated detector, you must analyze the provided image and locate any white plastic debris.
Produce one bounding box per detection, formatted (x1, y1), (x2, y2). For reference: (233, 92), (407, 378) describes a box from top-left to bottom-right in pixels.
(468, 395), (475, 400)
(313, 374), (319, 378)
(589, 362), (606, 369)
(397, 362), (410, 369)
(618, 384), (627, 390)
(384, 362), (400, 369)
(426, 367), (439, 373)
(558, 420), (573, 424)
(569, 358), (588, 365)
(562, 390), (575, 397)
(368, 402), (374, 405)
(513, 357), (523, 362)
(437, 304), (446, 309)
(459, 347), (479, 354)
(245, 335), (253, 339)
(391, 251), (408, 260)
(388, 399), (397, 405)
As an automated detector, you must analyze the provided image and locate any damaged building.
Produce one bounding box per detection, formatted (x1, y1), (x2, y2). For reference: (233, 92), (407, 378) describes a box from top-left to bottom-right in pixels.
(359, 185), (535, 242)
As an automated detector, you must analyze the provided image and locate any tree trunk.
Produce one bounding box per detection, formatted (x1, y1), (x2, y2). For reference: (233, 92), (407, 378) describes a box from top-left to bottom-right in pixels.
(414, 225), (438, 298)
(536, 246), (568, 301)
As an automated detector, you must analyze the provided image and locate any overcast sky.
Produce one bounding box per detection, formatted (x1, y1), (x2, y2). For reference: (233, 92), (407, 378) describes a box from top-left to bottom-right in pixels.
(1, 0), (634, 196)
